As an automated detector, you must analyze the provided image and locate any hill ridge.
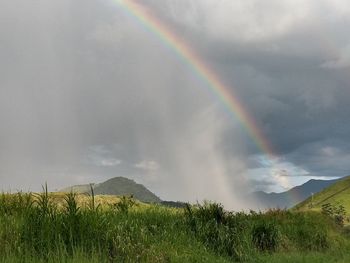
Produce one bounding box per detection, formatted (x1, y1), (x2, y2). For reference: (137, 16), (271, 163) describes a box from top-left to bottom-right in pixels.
(251, 177), (340, 209)
(60, 176), (161, 203)
(294, 175), (350, 212)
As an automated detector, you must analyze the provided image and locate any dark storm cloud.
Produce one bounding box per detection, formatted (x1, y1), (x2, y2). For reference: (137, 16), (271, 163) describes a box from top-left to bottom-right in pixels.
(149, 0), (350, 179)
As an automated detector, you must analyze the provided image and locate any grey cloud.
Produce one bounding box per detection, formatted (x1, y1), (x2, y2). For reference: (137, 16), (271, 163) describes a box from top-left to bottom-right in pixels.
(1, 0), (350, 205)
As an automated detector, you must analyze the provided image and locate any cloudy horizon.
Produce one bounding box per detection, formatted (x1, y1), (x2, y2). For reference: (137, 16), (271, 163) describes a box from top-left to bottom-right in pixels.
(1, 0), (349, 208)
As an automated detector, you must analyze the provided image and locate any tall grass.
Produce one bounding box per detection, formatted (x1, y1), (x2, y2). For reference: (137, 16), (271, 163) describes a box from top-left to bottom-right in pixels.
(183, 202), (341, 261)
(0, 190), (349, 262)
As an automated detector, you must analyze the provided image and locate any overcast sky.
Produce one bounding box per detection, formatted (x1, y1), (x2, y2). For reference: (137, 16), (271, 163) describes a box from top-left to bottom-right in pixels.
(0, 0), (349, 208)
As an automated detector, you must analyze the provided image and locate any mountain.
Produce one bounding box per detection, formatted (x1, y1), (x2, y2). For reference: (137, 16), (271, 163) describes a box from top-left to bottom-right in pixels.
(60, 177), (161, 203)
(251, 177), (340, 209)
(294, 175), (350, 212)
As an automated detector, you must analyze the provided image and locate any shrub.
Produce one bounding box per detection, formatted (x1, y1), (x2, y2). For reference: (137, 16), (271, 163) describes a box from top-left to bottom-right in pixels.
(252, 221), (280, 252)
(184, 202), (252, 261)
(196, 201), (226, 224)
(114, 195), (136, 214)
(322, 203), (346, 227)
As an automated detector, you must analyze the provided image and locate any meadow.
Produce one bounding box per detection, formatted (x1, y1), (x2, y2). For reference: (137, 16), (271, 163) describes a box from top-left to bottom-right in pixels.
(0, 186), (350, 262)
(295, 176), (350, 214)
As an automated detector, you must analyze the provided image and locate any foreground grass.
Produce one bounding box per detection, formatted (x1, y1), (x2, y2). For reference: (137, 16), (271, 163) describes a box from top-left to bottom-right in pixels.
(253, 251), (350, 263)
(0, 190), (350, 262)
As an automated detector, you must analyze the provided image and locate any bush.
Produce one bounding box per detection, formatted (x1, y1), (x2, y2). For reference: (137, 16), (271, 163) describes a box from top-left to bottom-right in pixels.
(252, 221), (280, 252)
(184, 202), (252, 261)
(322, 203), (346, 227)
(196, 201), (226, 224)
(114, 195), (136, 214)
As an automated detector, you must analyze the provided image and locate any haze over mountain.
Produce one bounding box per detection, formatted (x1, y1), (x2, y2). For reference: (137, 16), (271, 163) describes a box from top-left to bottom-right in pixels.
(59, 175), (345, 210)
(251, 177), (341, 209)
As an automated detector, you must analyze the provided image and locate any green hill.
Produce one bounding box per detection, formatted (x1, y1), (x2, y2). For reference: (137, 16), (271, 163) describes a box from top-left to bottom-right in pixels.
(294, 175), (350, 213)
(60, 177), (161, 203)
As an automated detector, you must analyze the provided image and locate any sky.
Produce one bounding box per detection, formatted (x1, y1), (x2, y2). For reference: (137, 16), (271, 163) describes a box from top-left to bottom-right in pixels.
(0, 0), (349, 208)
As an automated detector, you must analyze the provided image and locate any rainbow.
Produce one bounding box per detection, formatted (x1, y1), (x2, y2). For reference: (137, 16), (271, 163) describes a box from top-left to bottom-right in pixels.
(113, 0), (276, 158)
(111, 0), (299, 205)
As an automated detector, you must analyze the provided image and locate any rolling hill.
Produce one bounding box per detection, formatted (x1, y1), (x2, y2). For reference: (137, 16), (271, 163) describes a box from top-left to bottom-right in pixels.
(251, 177), (340, 209)
(60, 177), (161, 203)
(294, 175), (350, 212)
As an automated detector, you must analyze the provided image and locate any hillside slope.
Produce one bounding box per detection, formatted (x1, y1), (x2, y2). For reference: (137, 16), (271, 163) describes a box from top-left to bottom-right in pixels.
(93, 177), (161, 203)
(294, 175), (350, 212)
(60, 177), (161, 203)
(252, 177), (339, 209)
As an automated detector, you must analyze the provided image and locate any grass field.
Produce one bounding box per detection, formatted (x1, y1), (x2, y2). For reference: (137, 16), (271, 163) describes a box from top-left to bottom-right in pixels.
(0, 187), (350, 262)
(294, 176), (350, 228)
(295, 176), (350, 213)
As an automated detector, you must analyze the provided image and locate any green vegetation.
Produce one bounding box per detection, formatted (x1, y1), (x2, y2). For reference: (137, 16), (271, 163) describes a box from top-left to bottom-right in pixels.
(294, 176), (350, 222)
(0, 187), (350, 262)
(60, 177), (161, 203)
